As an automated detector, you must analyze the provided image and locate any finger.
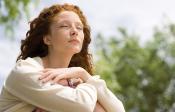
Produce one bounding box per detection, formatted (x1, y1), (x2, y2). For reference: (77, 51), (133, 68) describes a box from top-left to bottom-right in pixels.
(39, 72), (50, 80)
(39, 108), (46, 112)
(78, 78), (83, 83)
(72, 81), (79, 87)
(33, 107), (45, 112)
(41, 73), (56, 83)
(73, 78), (83, 83)
(74, 78), (82, 83)
(52, 74), (66, 84)
(32, 109), (37, 112)
(35, 109), (41, 112)
(71, 78), (78, 83)
(57, 79), (69, 86)
(73, 78), (83, 86)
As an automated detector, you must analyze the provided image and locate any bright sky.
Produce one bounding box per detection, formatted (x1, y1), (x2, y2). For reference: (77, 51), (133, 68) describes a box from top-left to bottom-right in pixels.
(1, 0), (175, 90)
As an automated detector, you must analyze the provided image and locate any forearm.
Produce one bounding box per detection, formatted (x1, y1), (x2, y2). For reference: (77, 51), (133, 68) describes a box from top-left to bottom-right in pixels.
(93, 101), (106, 112)
(34, 78), (104, 112)
(34, 101), (106, 112)
(6, 73), (97, 112)
(86, 76), (125, 112)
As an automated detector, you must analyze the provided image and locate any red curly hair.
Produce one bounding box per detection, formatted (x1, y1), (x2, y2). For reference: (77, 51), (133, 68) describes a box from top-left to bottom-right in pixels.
(16, 3), (94, 74)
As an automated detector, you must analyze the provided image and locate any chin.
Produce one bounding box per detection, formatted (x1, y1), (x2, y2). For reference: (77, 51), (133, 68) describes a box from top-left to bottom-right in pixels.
(74, 49), (81, 54)
(72, 49), (81, 54)
(71, 46), (82, 53)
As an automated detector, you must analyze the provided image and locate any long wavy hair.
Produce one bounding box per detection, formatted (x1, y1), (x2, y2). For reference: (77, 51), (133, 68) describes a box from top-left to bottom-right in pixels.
(16, 4), (94, 74)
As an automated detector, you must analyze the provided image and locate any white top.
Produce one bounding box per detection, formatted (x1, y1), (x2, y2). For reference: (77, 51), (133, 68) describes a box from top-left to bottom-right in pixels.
(0, 57), (125, 112)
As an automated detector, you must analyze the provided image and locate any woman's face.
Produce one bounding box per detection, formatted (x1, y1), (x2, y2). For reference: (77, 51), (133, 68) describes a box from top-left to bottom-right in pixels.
(44, 11), (84, 55)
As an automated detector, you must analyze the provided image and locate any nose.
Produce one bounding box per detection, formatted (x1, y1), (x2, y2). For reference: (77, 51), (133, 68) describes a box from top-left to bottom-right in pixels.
(70, 26), (78, 36)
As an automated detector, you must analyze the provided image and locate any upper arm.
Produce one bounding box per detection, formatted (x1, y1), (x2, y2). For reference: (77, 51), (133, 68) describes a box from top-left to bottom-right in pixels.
(4, 60), (97, 112)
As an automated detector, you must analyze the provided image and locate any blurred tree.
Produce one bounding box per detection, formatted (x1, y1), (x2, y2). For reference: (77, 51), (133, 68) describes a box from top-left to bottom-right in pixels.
(1, 0), (175, 111)
(0, 0), (39, 38)
(94, 23), (175, 112)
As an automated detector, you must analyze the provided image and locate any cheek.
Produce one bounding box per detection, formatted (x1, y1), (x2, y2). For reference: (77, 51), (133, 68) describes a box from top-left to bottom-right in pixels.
(51, 30), (68, 44)
(80, 32), (85, 45)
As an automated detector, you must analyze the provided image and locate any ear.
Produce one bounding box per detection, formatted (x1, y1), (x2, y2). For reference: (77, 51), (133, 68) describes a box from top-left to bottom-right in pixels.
(43, 35), (52, 45)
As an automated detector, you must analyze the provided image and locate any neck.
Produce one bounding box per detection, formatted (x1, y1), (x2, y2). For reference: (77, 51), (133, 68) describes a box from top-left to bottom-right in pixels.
(42, 52), (73, 68)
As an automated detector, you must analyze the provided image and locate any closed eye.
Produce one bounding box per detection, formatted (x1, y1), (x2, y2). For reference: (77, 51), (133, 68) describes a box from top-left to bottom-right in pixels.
(76, 26), (83, 30)
(60, 25), (69, 27)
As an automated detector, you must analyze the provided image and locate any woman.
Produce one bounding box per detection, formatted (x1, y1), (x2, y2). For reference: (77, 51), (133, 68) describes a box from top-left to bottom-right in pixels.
(0, 3), (125, 112)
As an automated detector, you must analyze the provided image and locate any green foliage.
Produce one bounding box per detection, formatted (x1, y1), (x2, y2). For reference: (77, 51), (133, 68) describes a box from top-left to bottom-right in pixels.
(0, 0), (39, 38)
(1, 1), (175, 111)
(94, 24), (175, 112)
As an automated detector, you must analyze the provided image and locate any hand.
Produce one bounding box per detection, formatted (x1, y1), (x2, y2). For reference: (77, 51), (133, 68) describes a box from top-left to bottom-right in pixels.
(55, 79), (69, 86)
(37, 70), (107, 112)
(35, 70), (84, 112)
(94, 101), (106, 112)
(67, 78), (83, 88)
(32, 107), (47, 112)
(39, 67), (91, 84)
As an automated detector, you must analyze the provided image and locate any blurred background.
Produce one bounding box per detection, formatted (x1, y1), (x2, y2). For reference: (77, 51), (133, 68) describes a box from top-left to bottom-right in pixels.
(0, 0), (175, 111)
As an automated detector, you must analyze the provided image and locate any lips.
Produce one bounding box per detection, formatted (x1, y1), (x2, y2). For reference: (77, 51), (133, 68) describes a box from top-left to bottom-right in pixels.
(68, 39), (80, 43)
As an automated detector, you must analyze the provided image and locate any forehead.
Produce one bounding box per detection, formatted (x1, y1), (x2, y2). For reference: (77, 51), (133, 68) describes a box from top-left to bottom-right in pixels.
(53, 11), (82, 23)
